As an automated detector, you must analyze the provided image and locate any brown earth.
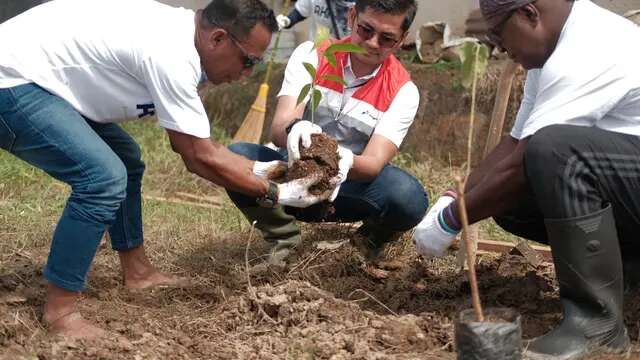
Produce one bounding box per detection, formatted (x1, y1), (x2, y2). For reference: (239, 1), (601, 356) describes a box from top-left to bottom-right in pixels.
(2, 226), (640, 359)
(284, 133), (339, 195)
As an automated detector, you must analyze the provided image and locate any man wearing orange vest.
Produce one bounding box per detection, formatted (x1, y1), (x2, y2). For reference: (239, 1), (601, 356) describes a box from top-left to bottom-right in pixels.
(227, 0), (426, 276)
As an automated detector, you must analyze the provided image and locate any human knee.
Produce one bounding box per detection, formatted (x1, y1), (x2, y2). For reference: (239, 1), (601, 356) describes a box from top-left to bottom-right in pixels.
(228, 142), (258, 160)
(77, 160), (128, 215)
(382, 168), (428, 228)
(524, 125), (572, 178)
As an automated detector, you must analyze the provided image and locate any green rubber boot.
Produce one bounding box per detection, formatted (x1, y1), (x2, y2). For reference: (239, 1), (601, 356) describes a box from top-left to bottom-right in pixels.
(239, 206), (301, 266)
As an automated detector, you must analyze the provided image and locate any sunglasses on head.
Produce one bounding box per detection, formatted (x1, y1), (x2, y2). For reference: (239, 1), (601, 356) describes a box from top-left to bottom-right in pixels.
(354, 18), (402, 49)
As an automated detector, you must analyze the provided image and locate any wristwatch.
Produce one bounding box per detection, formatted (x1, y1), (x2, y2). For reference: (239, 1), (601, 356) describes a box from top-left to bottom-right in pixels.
(285, 118), (303, 134)
(256, 181), (279, 208)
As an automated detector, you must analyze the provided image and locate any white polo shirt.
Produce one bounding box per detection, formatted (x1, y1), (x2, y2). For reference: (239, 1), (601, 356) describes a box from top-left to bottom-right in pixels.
(511, 0), (640, 140)
(278, 41), (419, 153)
(0, 0), (210, 138)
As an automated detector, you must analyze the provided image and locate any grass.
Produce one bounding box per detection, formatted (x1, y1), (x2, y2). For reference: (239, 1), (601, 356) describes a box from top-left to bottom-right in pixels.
(0, 118), (516, 266)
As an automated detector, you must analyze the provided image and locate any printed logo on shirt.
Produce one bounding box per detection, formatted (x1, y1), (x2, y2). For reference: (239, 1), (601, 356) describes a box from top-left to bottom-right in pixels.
(136, 103), (156, 118)
(361, 110), (378, 122)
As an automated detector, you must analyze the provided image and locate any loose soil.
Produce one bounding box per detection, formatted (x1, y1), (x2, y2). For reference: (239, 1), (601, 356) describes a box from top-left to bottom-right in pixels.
(2, 226), (640, 359)
(284, 133), (339, 195)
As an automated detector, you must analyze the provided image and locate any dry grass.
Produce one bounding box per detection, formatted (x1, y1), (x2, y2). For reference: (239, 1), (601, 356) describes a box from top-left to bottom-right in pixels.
(3, 120), (637, 359)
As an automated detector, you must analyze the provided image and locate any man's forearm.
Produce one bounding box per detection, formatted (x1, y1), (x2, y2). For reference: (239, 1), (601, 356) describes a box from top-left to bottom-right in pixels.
(185, 153), (268, 197)
(455, 138), (529, 224)
(465, 135), (519, 192)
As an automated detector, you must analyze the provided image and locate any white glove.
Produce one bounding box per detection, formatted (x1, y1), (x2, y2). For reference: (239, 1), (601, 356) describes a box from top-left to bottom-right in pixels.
(252, 160), (286, 179)
(413, 195), (459, 257)
(286, 120), (322, 166)
(277, 174), (332, 208)
(329, 146), (354, 201)
(276, 14), (291, 30)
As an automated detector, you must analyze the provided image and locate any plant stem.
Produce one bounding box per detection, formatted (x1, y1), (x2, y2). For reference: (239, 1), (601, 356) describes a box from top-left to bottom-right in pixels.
(456, 177), (484, 322)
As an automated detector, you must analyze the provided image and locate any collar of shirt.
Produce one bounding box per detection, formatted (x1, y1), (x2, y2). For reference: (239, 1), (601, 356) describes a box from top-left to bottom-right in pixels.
(343, 54), (381, 89)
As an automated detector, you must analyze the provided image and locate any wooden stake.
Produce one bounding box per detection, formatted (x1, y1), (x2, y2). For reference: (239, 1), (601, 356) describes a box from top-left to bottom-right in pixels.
(457, 177), (484, 322)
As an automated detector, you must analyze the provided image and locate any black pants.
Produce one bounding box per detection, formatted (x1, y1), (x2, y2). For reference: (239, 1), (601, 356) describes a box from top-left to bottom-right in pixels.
(494, 125), (640, 254)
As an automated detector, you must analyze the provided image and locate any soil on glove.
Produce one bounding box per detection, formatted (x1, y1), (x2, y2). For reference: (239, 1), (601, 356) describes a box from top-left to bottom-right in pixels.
(284, 133), (339, 195)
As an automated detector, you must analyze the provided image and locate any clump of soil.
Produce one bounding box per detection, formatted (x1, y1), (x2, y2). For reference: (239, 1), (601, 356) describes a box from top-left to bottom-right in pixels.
(284, 133), (339, 195)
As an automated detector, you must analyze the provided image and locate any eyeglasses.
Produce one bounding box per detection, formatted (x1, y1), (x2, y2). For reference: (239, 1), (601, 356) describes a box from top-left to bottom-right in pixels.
(354, 18), (402, 49)
(227, 32), (262, 69)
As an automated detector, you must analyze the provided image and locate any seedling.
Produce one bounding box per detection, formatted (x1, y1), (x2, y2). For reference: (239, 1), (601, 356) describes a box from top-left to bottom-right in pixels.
(296, 31), (366, 124)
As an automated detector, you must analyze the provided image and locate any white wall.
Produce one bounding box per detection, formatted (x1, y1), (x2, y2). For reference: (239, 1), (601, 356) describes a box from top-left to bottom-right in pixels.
(410, 0), (640, 39)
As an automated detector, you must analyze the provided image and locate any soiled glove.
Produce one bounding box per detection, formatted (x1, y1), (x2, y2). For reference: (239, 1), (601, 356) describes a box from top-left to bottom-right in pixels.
(252, 160), (287, 179)
(413, 195), (459, 257)
(329, 146), (354, 201)
(286, 120), (322, 166)
(276, 14), (291, 30)
(277, 174), (332, 208)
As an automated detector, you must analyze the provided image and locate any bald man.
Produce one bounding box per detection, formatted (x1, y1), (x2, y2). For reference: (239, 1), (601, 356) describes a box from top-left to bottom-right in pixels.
(413, 0), (640, 358)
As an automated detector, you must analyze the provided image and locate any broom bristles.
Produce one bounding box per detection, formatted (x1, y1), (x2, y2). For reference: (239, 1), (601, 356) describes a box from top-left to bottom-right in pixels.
(233, 83), (269, 144)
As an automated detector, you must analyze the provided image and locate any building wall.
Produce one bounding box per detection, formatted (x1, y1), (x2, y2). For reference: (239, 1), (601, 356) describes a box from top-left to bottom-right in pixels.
(411, 0), (640, 38)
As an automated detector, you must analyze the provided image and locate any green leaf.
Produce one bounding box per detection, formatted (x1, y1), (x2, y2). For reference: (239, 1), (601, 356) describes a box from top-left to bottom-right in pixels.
(459, 42), (489, 89)
(311, 89), (322, 112)
(314, 27), (330, 48)
(302, 62), (317, 81)
(325, 43), (367, 55)
(321, 74), (347, 86)
(297, 84), (311, 106)
(325, 53), (337, 68)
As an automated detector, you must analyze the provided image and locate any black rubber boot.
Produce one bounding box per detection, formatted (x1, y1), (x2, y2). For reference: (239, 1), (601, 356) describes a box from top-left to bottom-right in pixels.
(525, 205), (629, 360)
(350, 219), (401, 259)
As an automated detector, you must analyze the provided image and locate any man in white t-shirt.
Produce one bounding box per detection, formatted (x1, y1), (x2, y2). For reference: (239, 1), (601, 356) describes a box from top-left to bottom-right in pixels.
(227, 0), (428, 278)
(413, 0), (640, 358)
(0, 0), (331, 339)
(277, 0), (355, 40)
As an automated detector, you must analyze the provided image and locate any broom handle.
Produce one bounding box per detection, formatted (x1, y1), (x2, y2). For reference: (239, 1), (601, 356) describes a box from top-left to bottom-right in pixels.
(264, 0), (292, 84)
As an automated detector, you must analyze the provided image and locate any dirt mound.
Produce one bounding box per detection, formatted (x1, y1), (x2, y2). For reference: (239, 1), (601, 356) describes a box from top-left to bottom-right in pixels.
(215, 280), (449, 359)
(2, 225), (640, 359)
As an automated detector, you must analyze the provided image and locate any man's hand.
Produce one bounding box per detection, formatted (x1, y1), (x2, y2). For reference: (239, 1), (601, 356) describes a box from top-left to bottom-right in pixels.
(276, 14), (291, 30)
(278, 174), (332, 208)
(287, 120), (322, 166)
(329, 146), (354, 201)
(252, 160), (287, 180)
(413, 195), (459, 257)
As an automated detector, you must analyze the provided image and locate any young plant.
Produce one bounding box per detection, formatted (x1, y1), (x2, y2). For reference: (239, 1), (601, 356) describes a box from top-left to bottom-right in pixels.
(296, 31), (366, 124)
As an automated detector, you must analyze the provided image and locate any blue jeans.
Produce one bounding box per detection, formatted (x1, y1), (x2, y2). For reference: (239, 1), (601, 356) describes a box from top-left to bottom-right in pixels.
(227, 142), (429, 231)
(0, 84), (145, 291)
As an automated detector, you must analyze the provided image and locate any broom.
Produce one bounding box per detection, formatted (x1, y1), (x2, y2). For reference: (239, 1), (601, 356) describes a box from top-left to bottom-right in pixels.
(232, 0), (292, 144)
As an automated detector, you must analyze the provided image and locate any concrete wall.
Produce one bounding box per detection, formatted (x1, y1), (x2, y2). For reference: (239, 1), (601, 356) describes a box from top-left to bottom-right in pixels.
(411, 0), (640, 38)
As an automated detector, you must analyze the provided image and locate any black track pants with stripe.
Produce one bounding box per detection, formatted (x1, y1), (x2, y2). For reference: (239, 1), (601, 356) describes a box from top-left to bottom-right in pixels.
(494, 124), (640, 253)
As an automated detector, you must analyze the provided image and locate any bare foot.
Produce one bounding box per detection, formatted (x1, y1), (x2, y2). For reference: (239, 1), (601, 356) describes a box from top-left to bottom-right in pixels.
(119, 245), (190, 290)
(45, 312), (106, 339)
(124, 270), (190, 290)
(43, 284), (106, 339)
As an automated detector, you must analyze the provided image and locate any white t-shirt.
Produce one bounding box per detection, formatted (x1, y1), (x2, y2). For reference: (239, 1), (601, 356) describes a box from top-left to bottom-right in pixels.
(278, 41), (419, 151)
(295, 0), (354, 40)
(511, 0), (640, 140)
(0, 0), (210, 138)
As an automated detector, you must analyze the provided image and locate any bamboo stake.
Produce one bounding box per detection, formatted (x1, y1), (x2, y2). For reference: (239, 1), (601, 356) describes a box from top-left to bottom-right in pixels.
(457, 178), (484, 322)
